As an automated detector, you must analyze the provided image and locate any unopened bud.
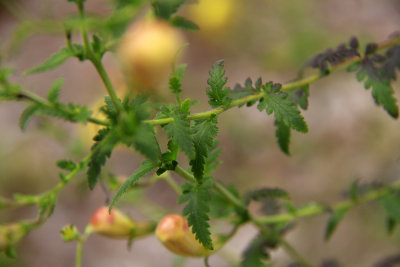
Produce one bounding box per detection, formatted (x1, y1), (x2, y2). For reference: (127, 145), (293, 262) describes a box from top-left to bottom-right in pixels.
(156, 214), (213, 257)
(90, 207), (155, 239)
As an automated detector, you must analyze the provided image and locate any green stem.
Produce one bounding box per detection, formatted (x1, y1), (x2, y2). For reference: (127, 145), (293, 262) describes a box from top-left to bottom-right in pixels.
(20, 89), (109, 126)
(174, 166), (196, 183)
(144, 36), (400, 126)
(76, 1), (122, 113)
(255, 181), (400, 225)
(75, 225), (93, 267)
(162, 173), (182, 195)
(280, 239), (313, 267)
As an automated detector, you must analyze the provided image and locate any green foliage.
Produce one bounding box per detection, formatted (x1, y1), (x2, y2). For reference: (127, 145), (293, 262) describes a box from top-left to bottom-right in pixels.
(189, 116), (218, 182)
(159, 106), (195, 159)
(244, 187), (290, 206)
(324, 207), (349, 241)
(60, 225), (80, 242)
(24, 45), (84, 75)
(380, 191), (400, 223)
(178, 181), (213, 250)
(169, 64), (187, 95)
(110, 160), (158, 211)
(274, 120), (291, 155)
(47, 78), (64, 104)
(241, 234), (270, 267)
(151, 0), (186, 20)
(258, 82), (308, 133)
(87, 129), (118, 190)
(170, 16), (199, 31)
(206, 60), (232, 108)
(56, 160), (77, 171)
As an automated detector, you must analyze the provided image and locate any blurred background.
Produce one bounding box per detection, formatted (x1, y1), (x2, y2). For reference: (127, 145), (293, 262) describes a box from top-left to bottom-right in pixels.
(1, 0), (400, 266)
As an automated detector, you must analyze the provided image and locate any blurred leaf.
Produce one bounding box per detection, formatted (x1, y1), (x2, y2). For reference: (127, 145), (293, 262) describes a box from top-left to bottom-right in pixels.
(169, 64), (187, 95)
(274, 120), (291, 155)
(380, 192), (400, 222)
(56, 160), (77, 171)
(24, 47), (75, 75)
(241, 234), (270, 267)
(19, 104), (40, 130)
(170, 16), (199, 31)
(47, 78), (64, 103)
(324, 207), (349, 241)
(152, 0), (186, 20)
(110, 160), (158, 211)
(245, 187), (290, 206)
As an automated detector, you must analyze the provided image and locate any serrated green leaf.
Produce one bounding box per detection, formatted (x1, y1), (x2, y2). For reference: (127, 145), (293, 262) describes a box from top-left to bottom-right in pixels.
(178, 182), (213, 250)
(169, 64), (187, 95)
(288, 84), (309, 110)
(87, 130), (118, 190)
(133, 123), (161, 162)
(244, 187), (290, 206)
(170, 16), (199, 31)
(240, 234), (270, 267)
(110, 160), (158, 211)
(189, 117), (218, 182)
(274, 120), (291, 155)
(324, 207), (349, 240)
(19, 104), (40, 130)
(258, 85), (308, 133)
(56, 159), (76, 171)
(369, 78), (398, 118)
(24, 47), (74, 74)
(47, 78), (64, 103)
(206, 60), (232, 108)
(163, 111), (194, 159)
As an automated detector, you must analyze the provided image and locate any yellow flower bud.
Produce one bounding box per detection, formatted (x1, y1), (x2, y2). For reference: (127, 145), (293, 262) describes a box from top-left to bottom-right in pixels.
(90, 207), (154, 239)
(156, 214), (212, 257)
(118, 18), (185, 92)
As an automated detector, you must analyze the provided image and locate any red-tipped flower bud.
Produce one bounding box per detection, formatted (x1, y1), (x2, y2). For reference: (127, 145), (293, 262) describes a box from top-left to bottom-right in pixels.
(90, 207), (155, 239)
(156, 214), (212, 257)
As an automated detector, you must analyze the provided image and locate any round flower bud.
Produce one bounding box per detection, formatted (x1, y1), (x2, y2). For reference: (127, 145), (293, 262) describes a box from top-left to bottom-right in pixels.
(90, 207), (155, 239)
(118, 18), (185, 92)
(155, 214), (211, 257)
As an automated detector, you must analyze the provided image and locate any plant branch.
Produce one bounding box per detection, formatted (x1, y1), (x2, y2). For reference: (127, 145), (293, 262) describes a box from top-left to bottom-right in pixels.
(144, 36), (400, 126)
(76, 1), (123, 113)
(255, 181), (400, 225)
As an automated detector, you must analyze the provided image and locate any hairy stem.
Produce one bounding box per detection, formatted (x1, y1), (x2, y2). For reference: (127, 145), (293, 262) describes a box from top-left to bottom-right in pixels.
(144, 36), (400, 126)
(76, 1), (122, 112)
(255, 181), (400, 224)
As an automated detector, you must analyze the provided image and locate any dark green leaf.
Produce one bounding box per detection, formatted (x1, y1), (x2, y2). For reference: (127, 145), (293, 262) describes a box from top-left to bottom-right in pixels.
(110, 160), (158, 211)
(240, 234), (270, 267)
(19, 104), (40, 130)
(87, 130), (118, 190)
(386, 216), (397, 235)
(380, 192), (400, 222)
(152, 0), (186, 20)
(258, 83), (308, 133)
(288, 84), (309, 110)
(349, 179), (359, 202)
(163, 111), (194, 159)
(47, 78), (64, 103)
(133, 124), (161, 162)
(5, 245), (17, 259)
(170, 16), (199, 31)
(24, 47), (74, 74)
(324, 207), (349, 240)
(56, 160), (76, 171)
(178, 182), (213, 250)
(206, 60), (232, 108)
(274, 120), (291, 155)
(169, 64), (187, 95)
(190, 117), (218, 181)
(244, 187), (290, 206)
